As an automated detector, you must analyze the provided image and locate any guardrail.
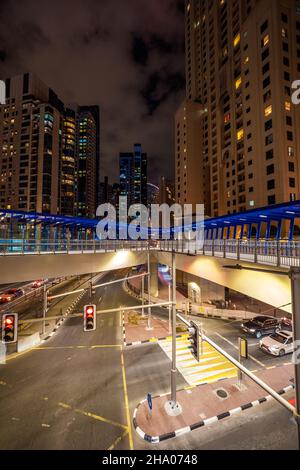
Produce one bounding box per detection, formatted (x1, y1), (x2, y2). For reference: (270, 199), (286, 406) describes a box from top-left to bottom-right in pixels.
(158, 239), (300, 268)
(1, 238), (300, 268)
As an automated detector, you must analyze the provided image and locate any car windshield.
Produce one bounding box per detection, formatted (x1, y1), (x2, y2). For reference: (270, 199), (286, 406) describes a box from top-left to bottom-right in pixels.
(269, 333), (287, 344)
(6, 290), (16, 294)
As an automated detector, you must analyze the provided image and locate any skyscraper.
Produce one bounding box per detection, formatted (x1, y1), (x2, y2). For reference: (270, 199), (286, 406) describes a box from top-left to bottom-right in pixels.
(119, 143), (147, 208)
(0, 74), (101, 218)
(75, 106), (99, 218)
(0, 73), (64, 214)
(177, 0), (300, 217)
(60, 107), (76, 216)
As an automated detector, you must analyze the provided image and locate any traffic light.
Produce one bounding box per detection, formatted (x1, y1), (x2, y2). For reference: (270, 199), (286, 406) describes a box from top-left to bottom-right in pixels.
(84, 305), (96, 332)
(1, 313), (18, 344)
(188, 320), (200, 361)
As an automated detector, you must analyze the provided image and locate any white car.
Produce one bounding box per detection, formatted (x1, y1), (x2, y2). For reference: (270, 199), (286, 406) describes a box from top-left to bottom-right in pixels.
(259, 330), (293, 357)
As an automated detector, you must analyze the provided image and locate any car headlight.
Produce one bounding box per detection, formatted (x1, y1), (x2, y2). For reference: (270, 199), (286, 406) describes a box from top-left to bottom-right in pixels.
(250, 329), (255, 333)
(270, 346), (279, 351)
(241, 324), (244, 328)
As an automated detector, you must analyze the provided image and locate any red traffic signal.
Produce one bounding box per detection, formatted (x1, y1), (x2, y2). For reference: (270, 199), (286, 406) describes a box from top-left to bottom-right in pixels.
(1, 313), (18, 344)
(84, 305), (96, 332)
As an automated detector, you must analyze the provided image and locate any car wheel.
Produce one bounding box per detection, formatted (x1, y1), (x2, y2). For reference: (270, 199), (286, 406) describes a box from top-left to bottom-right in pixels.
(279, 349), (285, 357)
(256, 331), (262, 339)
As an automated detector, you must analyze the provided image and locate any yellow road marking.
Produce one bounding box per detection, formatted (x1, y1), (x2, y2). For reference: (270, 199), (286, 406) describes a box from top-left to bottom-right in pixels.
(121, 349), (134, 450)
(58, 402), (72, 410)
(34, 345), (121, 351)
(74, 406), (127, 430)
(108, 429), (129, 451)
(0, 380), (7, 386)
(5, 347), (35, 362)
(55, 401), (127, 430)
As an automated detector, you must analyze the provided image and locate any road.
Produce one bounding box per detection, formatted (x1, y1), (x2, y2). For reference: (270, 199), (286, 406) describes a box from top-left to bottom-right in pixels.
(0, 269), (297, 450)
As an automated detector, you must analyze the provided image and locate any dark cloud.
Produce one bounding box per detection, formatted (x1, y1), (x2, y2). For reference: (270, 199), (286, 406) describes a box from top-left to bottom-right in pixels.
(0, 0), (185, 184)
(142, 70), (185, 115)
(131, 34), (149, 66)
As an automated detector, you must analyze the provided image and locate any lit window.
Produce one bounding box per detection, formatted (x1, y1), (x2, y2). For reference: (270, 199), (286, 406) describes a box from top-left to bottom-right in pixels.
(224, 113), (231, 124)
(187, 3), (190, 12)
(235, 77), (242, 89)
(285, 101), (291, 111)
(244, 56), (249, 64)
(249, 200), (255, 207)
(234, 33), (241, 48)
(263, 34), (270, 47)
(237, 129), (244, 141)
(264, 105), (272, 117)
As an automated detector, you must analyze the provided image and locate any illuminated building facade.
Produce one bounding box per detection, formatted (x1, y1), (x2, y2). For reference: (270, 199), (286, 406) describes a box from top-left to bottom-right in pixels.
(178, 0), (300, 218)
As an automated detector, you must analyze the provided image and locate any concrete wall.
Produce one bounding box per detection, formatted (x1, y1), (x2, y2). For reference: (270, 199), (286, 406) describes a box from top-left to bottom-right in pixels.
(0, 251), (147, 283)
(156, 252), (291, 314)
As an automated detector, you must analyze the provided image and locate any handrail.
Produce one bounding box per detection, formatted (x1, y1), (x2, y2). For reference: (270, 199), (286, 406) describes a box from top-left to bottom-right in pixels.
(1, 238), (300, 268)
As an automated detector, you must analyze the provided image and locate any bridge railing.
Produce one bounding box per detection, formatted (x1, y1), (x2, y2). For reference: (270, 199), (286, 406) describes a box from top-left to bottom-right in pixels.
(1, 237), (300, 268)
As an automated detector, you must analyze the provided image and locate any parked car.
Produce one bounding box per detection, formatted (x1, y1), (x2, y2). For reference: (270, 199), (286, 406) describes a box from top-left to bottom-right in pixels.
(279, 317), (292, 332)
(0, 288), (24, 303)
(259, 331), (293, 357)
(241, 315), (280, 339)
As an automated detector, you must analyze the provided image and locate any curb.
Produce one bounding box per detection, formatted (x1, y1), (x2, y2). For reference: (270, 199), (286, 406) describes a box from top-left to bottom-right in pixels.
(133, 384), (294, 444)
(196, 312), (248, 322)
(41, 290), (86, 342)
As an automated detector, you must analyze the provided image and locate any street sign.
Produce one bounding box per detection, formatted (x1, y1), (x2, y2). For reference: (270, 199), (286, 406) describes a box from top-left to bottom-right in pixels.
(239, 337), (248, 359)
(147, 393), (153, 411)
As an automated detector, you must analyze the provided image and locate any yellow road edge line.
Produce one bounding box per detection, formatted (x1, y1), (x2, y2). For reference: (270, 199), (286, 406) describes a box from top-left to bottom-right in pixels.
(121, 349), (134, 450)
(108, 429), (129, 451)
(4, 347), (36, 362)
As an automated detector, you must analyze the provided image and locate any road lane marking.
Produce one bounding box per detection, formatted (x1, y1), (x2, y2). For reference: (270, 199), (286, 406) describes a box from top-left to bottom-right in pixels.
(121, 350), (134, 450)
(55, 401), (127, 430)
(0, 380), (7, 386)
(214, 332), (266, 368)
(159, 337), (237, 386)
(33, 345), (121, 351)
(108, 429), (129, 451)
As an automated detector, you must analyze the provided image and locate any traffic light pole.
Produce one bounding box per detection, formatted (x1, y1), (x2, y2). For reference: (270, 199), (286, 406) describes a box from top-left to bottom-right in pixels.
(164, 251), (182, 416)
(168, 282), (171, 334)
(141, 275), (145, 316)
(42, 283), (47, 337)
(146, 247), (153, 330)
(289, 268), (300, 449)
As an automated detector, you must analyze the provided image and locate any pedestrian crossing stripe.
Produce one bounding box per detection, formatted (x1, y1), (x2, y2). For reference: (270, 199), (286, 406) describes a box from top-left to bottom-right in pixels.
(158, 337), (237, 386)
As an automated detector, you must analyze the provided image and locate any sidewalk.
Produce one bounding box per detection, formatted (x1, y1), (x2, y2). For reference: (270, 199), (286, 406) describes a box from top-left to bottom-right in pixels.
(133, 363), (294, 444)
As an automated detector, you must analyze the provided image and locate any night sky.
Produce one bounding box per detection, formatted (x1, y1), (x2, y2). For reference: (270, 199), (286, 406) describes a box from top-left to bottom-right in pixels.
(0, 0), (185, 184)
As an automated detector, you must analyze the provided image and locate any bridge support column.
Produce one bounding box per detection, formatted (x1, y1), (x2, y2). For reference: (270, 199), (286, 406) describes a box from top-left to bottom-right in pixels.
(148, 254), (159, 298)
(289, 268), (300, 448)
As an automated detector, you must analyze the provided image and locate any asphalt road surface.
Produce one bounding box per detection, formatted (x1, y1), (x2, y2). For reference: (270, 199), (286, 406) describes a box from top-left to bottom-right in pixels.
(0, 269), (297, 450)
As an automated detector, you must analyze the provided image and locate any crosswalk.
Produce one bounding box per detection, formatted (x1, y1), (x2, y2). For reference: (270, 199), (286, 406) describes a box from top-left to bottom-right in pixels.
(159, 334), (237, 386)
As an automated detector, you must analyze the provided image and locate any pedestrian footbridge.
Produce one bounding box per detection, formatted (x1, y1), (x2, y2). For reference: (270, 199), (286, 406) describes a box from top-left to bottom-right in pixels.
(1, 201), (300, 312)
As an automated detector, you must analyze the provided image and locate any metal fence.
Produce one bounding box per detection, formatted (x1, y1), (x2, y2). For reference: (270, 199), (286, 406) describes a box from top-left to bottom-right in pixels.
(1, 237), (300, 268)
